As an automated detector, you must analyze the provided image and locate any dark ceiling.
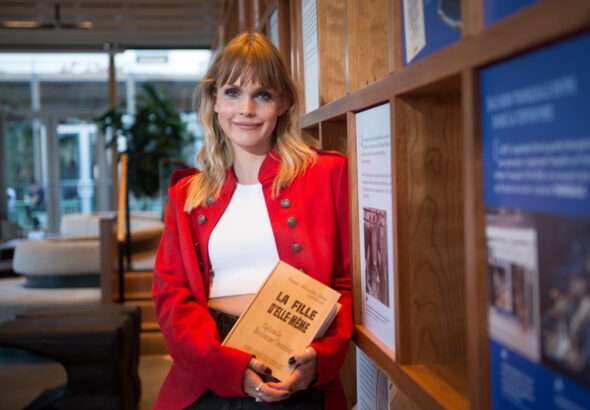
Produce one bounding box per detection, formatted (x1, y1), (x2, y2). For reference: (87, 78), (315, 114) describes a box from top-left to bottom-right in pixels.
(0, 0), (223, 50)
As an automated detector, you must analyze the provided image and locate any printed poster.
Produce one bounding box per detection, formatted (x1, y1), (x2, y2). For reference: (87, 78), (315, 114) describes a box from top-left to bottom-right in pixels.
(301, 0), (319, 113)
(356, 103), (396, 352)
(482, 32), (590, 410)
(401, 0), (461, 65)
(269, 9), (279, 48)
(356, 348), (395, 410)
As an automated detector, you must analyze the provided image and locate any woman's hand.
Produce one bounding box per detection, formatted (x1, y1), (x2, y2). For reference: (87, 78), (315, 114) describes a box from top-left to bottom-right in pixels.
(266, 347), (317, 394)
(243, 357), (291, 402)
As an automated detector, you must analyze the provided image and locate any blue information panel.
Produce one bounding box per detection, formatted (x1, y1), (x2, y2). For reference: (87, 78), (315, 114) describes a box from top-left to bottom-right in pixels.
(482, 32), (590, 410)
(400, 0), (461, 65)
(484, 0), (540, 27)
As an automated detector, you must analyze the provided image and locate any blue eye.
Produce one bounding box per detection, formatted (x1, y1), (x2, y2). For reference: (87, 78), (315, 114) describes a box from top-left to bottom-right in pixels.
(224, 87), (239, 98)
(256, 91), (272, 101)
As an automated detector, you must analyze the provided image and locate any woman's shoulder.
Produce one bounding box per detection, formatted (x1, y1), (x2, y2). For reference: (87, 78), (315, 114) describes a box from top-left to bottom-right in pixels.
(170, 167), (199, 187)
(168, 167), (200, 199)
(309, 148), (347, 173)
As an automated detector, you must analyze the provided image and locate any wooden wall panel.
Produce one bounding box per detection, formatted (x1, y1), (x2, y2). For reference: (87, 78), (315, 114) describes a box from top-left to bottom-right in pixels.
(301, 124), (320, 148)
(224, 0), (240, 45)
(346, 0), (392, 93)
(462, 68), (490, 410)
(320, 120), (347, 153)
(395, 86), (467, 396)
(289, 0), (305, 117)
(340, 342), (357, 409)
(461, 0), (484, 37)
(317, 0), (346, 104)
(238, 0), (254, 32)
(277, 0), (292, 67)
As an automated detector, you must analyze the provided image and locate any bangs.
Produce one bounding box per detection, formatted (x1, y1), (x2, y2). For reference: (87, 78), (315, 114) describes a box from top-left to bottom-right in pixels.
(216, 38), (288, 95)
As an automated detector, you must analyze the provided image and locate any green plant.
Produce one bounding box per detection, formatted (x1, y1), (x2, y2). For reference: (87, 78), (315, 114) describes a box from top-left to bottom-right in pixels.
(96, 83), (193, 198)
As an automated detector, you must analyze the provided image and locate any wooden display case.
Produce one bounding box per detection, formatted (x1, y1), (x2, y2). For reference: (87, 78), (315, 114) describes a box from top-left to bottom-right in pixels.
(217, 0), (590, 408)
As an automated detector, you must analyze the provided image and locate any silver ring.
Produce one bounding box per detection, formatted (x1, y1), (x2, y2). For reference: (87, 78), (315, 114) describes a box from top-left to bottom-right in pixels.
(255, 382), (264, 392)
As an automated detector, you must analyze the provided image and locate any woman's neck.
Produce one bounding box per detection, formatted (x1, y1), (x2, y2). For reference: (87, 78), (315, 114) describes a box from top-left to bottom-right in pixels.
(232, 148), (268, 184)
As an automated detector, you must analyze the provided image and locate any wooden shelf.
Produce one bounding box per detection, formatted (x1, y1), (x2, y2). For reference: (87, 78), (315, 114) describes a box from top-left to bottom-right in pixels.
(345, 0), (394, 93)
(300, 0), (590, 128)
(355, 325), (468, 410)
(402, 364), (468, 410)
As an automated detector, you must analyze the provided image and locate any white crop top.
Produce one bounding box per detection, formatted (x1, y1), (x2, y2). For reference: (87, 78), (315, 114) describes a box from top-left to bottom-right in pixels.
(208, 183), (279, 298)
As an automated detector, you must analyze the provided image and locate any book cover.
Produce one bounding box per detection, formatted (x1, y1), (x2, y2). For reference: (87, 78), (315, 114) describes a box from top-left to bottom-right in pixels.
(223, 261), (341, 381)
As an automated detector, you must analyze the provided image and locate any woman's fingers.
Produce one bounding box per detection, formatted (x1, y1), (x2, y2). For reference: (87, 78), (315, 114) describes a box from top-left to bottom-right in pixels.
(268, 347), (318, 393)
(245, 349), (316, 402)
(255, 381), (292, 403)
(287, 346), (316, 367)
(243, 368), (263, 398)
(247, 357), (273, 377)
(243, 366), (290, 403)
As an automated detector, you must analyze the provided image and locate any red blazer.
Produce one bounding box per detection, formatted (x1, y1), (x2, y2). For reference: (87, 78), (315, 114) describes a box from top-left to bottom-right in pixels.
(152, 149), (353, 410)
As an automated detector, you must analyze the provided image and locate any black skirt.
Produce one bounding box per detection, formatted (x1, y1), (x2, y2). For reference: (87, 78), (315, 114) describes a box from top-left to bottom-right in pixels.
(185, 309), (324, 410)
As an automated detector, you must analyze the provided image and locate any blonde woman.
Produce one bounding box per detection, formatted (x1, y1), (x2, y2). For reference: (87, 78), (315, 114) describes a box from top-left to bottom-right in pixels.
(153, 32), (352, 410)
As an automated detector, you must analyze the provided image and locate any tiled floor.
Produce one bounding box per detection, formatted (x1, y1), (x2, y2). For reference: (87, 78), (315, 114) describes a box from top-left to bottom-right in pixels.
(0, 347), (171, 410)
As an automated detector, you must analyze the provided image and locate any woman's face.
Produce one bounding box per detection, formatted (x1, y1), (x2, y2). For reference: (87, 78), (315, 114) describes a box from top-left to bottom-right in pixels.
(214, 79), (284, 156)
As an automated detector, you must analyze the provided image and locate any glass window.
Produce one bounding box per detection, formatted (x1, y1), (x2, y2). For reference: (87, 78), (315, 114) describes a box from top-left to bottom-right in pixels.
(115, 49), (211, 212)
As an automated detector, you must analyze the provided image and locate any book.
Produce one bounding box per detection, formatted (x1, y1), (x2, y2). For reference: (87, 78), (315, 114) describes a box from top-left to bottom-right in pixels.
(222, 260), (341, 381)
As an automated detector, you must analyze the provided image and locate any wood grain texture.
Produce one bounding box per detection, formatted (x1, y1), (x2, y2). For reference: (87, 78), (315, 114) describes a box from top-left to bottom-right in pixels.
(224, 0), (240, 44)
(347, 112), (363, 325)
(340, 342), (357, 409)
(355, 325), (466, 409)
(461, 0), (483, 37)
(253, 0), (272, 30)
(345, 0), (392, 93)
(317, 0), (346, 104)
(403, 365), (468, 410)
(301, 124), (319, 148)
(238, 0), (254, 32)
(395, 88), (468, 395)
(390, 98), (403, 358)
(392, 0), (403, 70)
(462, 69), (490, 410)
(389, 386), (423, 410)
(289, 0), (305, 117)
(277, 0), (292, 67)
(320, 119), (347, 153)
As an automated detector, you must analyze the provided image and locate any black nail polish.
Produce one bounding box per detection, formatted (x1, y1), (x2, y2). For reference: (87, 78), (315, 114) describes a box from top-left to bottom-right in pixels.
(288, 357), (296, 365)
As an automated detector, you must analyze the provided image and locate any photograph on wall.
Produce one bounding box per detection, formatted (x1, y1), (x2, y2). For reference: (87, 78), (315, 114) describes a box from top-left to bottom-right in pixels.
(536, 215), (590, 389)
(356, 103), (396, 352)
(401, 0), (461, 65)
(487, 211), (541, 362)
(363, 207), (390, 307)
(482, 32), (590, 409)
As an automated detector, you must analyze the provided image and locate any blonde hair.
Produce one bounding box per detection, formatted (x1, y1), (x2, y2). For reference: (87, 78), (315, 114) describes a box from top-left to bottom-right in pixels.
(184, 32), (315, 212)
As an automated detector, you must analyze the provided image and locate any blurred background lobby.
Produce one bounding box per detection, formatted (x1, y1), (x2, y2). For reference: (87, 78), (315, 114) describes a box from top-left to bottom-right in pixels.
(0, 1), (222, 408)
